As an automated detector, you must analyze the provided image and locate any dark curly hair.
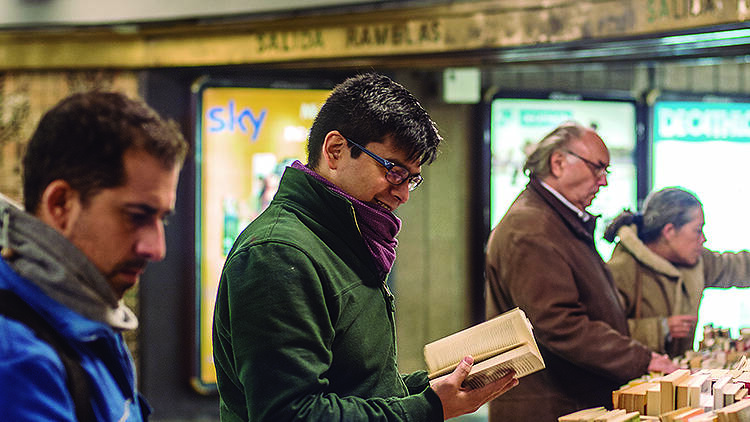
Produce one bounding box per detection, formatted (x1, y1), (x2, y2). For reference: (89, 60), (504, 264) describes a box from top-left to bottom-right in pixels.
(23, 91), (189, 213)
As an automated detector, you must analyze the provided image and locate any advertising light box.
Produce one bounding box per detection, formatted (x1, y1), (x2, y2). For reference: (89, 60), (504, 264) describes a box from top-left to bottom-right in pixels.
(651, 99), (750, 348)
(194, 84), (331, 391)
(489, 96), (638, 258)
(652, 100), (750, 253)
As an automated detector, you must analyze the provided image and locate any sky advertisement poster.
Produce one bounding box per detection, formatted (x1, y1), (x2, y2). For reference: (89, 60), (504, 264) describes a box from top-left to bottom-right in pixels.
(195, 86), (330, 388)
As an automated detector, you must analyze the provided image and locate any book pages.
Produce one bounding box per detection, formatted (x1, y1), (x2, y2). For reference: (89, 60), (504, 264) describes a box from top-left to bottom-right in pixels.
(423, 307), (534, 376)
(423, 307), (544, 389)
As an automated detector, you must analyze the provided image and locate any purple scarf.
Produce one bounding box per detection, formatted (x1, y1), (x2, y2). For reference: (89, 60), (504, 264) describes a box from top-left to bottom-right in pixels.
(291, 161), (401, 275)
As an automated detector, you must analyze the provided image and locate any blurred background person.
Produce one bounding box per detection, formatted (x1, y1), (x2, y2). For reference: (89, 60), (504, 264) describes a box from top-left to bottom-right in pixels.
(485, 122), (676, 422)
(605, 186), (750, 357)
(0, 91), (188, 421)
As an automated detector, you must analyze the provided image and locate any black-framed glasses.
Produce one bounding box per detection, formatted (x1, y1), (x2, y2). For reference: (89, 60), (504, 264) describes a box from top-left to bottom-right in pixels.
(344, 137), (423, 191)
(562, 148), (610, 178)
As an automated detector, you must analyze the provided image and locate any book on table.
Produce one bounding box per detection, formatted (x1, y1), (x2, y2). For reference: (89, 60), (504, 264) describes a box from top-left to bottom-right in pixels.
(715, 399), (750, 422)
(661, 406), (704, 422)
(676, 371), (711, 409)
(423, 307), (545, 390)
(660, 369), (691, 413)
(558, 408), (640, 422)
(557, 407), (608, 421)
(646, 381), (662, 416)
(722, 382), (745, 407)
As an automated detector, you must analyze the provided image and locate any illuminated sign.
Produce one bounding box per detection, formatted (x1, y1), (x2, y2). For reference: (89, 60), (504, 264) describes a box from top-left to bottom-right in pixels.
(489, 96), (637, 259)
(206, 101), (268, 139)
(655, 101), (750, 142)
(652, 98), (750, 350)
(193, 85), (331, 392)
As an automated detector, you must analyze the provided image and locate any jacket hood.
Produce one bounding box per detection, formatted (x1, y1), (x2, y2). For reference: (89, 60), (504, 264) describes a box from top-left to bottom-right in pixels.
(0, 197), (137, 331)
(616, 224), (681, 278)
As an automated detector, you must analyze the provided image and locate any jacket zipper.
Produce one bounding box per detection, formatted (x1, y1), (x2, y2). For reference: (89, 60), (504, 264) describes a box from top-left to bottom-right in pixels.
(349, 203), (398, 352)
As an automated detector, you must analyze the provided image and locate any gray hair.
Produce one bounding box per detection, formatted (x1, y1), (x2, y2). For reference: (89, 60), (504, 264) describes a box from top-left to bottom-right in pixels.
(523, 121), (586, 179)
(639, 187), (702, 243)
(605, 187), (702, 244)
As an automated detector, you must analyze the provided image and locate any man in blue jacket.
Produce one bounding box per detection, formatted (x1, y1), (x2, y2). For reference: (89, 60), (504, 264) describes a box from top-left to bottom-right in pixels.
(213, 73), (518, 422)
(0, 92), (188, 421)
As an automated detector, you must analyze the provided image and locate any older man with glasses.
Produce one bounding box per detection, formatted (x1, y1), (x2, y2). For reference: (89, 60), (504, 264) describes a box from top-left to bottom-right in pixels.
(484, 121), (678, 422)
(212, 73), (518, 422)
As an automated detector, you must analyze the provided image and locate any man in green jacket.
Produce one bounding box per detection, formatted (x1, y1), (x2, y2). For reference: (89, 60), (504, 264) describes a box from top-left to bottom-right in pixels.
(212, 73), (518, 421)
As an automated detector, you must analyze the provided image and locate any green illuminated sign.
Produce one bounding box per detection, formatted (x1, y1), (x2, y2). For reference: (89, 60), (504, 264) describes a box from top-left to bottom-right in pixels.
(654, 101), (750, 142)
(519, 109), (572, 126)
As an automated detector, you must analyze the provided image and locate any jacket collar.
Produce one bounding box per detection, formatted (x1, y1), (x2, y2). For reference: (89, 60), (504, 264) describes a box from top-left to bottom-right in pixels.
(273, 167), (384, 282)
(529, 177), (598, 244)
(0, 197), (137, 331)
(274, 166), (363, 236)
(539, 180), (591, 222)
(616, 224), (681, 278)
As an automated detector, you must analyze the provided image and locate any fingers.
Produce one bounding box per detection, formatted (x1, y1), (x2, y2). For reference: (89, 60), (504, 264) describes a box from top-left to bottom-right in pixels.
(682, 315), (698, 323)
(669, 315), (697, 324)
(494, 377), (519, 399)
(472, 370), (516, 396)
(434, 364), (519, 419)
(668, 315), (697, 338)
(459, 372), (518, 410)
(448, 356), (474, 385)
(485, 373), (518, 401)
(648, 352), (679, 373)
(671, 325), (691, 338)
(674, 315), (697, 325)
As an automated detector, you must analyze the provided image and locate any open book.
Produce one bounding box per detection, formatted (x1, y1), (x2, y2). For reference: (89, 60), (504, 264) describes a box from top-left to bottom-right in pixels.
(423, 307), (545, 390)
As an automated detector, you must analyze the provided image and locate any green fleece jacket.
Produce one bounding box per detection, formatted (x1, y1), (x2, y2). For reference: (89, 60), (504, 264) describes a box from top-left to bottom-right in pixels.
(212, 166), (442, 422)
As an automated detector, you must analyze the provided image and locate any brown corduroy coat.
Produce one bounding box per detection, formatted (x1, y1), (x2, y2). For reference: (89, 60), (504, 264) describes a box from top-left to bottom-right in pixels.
(485, 178), (651, 422)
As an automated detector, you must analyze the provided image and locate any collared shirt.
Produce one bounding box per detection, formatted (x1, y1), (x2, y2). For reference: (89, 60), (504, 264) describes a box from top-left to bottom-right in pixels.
(539, 180), (591, 222)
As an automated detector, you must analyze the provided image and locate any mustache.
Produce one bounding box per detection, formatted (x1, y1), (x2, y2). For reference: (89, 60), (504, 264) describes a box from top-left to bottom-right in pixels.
(112, 259), (149, 274)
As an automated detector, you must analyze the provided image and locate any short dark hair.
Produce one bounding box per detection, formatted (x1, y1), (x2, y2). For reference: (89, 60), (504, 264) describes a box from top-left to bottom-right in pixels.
(307, 73), (441, 168)
(23, 91), (189, 213)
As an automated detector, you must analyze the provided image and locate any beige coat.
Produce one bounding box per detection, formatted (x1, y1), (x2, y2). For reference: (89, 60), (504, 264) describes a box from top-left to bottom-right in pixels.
(608, 224), (750, 357)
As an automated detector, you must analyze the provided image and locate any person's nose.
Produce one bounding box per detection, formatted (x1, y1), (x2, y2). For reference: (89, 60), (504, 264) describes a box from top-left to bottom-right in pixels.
(599, 172), (608, 187)
(135, 221), (167, 262)
(392, 181), (410, 206)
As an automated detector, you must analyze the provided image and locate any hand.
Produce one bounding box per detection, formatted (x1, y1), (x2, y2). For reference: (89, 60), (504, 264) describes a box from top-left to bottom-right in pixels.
(647, 352), (679, 374)
(430, 356), (518, 420)
(667, 315), (698, 339)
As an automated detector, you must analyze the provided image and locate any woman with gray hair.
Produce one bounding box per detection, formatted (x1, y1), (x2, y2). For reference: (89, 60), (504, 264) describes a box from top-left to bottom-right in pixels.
(604, 187), (750, 357)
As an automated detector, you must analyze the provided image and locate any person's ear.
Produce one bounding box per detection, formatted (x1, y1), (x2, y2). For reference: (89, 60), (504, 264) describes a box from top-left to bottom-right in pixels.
(661, 223), (677, 242)
(321, 131), (348, 170)
(549, 149), (567, 177)
(36, 180), (81, 237)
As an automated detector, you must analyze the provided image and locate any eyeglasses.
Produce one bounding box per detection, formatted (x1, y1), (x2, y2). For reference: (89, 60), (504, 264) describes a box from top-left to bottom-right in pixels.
(562, 149), (610, 178)
(344, 137), (423, 191)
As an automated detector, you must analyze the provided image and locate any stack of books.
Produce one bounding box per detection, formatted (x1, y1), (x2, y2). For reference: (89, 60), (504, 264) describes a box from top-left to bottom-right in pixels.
(559, 367), (750, 421)
(558, 404), (750, 422)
